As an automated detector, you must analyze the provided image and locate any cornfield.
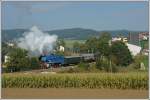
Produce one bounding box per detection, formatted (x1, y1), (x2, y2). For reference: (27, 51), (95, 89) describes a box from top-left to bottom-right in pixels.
(2, 72), (148, 89)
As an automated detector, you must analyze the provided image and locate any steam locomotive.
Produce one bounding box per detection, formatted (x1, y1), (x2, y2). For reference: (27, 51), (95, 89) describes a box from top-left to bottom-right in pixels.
(39, 53), (97, 68)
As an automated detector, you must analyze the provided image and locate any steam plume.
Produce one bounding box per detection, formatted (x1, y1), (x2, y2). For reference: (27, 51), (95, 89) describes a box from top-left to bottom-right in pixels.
(17, 26), (57, 56)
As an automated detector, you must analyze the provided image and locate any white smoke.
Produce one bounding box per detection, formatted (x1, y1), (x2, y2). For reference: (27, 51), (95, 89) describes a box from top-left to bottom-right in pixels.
(17, 26), (57, 56)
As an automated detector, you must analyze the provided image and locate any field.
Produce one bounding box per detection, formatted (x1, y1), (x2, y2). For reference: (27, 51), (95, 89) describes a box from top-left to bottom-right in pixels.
(2, 72), (148, 99)
(65, 39), (85, 48)
(2, 72), (148, 89)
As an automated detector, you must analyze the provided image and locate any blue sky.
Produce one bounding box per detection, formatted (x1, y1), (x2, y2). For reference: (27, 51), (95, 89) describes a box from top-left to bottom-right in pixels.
(2, 1), (149, 31)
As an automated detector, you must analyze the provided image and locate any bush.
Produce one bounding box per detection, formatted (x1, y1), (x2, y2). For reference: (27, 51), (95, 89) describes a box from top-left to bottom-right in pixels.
(96, 57), (109, 71)
(128, 54), (148, 70)
(78, 62), (90, 70)
(55, 51), (65, 56)
(29, 57), (41, 70)
(111, 62), (118, 72)
(59, 63), (99, 73)
(5, 48), (30, 69)
(88, 63), (100, 72)
(111, 41), (133, 66)
(2, 67), (12, 73)
(65, 67), (80, 73)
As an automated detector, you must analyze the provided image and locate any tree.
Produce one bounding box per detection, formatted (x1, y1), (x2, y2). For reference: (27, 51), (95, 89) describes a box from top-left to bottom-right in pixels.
(78, 62), (90, 71)
(57, 39), (66, 47)
(85, 37), (99, 53)
(2, 42), (15, 63)
(96, 32), (113, 72)
(5, 48), (30, 71)
(96, 56), (109, 70)
(55, 51), (65, 56)
(128, 54), (148, 70)
(79, 43), (88, 53)
(111, 41), (133, 66)
(73, 42), (80, 53)
(98, 32), (111, 57)
(72, 41), (86, 53)
(29, 57), (41, 69)
(99, 32), (111, 41)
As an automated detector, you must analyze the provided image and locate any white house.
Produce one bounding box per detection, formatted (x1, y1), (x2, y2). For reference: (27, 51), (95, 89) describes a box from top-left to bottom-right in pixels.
(112, 37), (128, 43)
(126, 43), (141, 56)
(59, 45), (65, 52)
(112, 37), (122, 41)
(142, 49), (149, 56)
(111, 37), (141, 56)
(7, 42), (14, 47)
(4, 55), (10, 63)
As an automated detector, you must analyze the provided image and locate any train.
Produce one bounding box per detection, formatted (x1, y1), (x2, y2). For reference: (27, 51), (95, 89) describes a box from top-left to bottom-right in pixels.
(39, 53), (98, 68)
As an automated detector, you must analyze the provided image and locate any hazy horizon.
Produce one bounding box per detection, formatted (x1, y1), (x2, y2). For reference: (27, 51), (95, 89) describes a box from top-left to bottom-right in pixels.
(2, 27), (148, 32)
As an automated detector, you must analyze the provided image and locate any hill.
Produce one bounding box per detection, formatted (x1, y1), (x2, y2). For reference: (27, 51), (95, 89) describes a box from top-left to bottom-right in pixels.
(2, 28), (143, 42)
(2, 29), (27, 42)
(46, 28), (99, 40)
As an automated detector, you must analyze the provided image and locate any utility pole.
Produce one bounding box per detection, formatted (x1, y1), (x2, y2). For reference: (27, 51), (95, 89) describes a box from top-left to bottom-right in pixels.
(108, 40), (112, 73)
(110, 58), (112, 73)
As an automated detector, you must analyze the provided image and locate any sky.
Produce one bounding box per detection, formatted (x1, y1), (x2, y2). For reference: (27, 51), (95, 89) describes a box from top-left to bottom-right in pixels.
(2, 1), (149, 31)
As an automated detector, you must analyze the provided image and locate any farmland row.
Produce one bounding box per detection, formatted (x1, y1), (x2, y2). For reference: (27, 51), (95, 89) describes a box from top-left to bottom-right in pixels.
(2, 72), (148, 89)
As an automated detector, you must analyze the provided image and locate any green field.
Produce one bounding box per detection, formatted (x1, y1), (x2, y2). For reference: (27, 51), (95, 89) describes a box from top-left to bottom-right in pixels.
(2, 72), (148, 89)
(65, 39), (86, 48)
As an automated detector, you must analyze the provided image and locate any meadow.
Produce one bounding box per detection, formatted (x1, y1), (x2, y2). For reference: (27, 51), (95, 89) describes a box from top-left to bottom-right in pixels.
(65, 39), (85, 48)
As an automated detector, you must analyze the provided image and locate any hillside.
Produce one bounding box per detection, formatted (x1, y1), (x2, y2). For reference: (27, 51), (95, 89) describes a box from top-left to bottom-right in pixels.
(46, 28), (99, 40)
(1, 28), (143, 42)
(2, 29), (27, 42)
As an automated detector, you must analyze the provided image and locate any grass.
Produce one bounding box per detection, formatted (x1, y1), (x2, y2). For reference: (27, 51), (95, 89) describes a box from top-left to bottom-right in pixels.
(65, 39), (85, 48)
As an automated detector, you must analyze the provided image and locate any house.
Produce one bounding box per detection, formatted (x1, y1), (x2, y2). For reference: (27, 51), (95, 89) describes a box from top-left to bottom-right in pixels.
(7, 42), (14, 47)
(139, 32), (149, 40)
(59, 45), (65, 52)
(4, 55), (10, 63)
(112, 37), (122, 41)
(126, 43), (141, 56)
(112, 37), (128, 43)
(111, 37), (141, 56)
(142, 49), (149, 56)
(128, 32), (149, 45)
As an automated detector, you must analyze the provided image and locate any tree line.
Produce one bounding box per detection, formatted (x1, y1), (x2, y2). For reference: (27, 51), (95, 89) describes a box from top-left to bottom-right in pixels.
(72, 32), (133, 72)
(2, 32), (134, 73)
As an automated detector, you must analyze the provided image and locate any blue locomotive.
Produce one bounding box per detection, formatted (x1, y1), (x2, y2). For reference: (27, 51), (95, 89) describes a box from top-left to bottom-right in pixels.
(40, 54), (65, 65)
(39, 53), (97, 68)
